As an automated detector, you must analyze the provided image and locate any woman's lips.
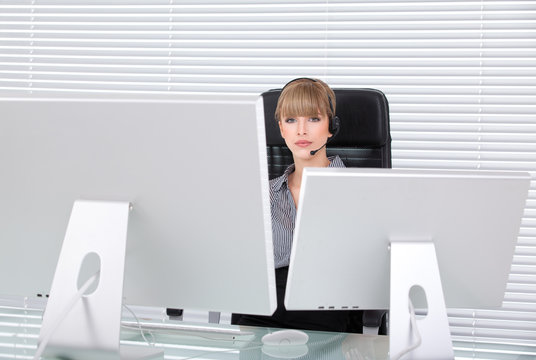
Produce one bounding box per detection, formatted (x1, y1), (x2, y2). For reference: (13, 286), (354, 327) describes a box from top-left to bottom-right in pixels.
(295, 140), (312, 147)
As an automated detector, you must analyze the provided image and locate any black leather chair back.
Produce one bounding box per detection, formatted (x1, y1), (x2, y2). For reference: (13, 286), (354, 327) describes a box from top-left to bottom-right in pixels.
(262, 87), (391, 334)
(262, 88), (392, 178)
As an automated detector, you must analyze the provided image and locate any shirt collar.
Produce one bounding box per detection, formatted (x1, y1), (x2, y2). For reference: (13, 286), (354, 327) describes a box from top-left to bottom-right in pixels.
(272, 155), (343, 192)
(271, 163), (295, 192)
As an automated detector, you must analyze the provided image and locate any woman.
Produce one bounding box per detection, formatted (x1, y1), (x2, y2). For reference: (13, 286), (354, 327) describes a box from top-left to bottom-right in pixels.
(233, 78), (355, 332)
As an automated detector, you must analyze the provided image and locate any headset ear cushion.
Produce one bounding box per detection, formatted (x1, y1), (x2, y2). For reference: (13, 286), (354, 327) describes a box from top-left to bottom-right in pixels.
(330, 116), (340, 135)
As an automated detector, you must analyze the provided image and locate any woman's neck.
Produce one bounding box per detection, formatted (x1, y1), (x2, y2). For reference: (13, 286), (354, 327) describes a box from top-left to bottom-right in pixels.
(288, 154), (330, 192)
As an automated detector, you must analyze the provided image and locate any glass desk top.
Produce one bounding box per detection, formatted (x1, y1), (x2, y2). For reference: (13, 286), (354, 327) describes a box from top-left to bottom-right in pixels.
(1, 302), (535, 360)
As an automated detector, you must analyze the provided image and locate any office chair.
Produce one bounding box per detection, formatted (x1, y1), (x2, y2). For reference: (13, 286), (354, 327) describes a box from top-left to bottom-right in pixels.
(262, 87), (391, 335)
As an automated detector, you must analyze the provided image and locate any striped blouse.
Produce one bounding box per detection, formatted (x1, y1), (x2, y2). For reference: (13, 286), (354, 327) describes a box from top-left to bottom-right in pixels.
(269, 155), (345, 268)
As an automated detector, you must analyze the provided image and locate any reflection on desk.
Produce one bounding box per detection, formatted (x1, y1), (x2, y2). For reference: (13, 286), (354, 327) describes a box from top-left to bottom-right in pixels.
(1, 301), (536, 359)
(121, 323), (389, 360)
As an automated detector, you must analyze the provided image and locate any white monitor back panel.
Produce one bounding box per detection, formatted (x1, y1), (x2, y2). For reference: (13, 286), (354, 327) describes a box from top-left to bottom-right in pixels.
(285, 167), (529, 310)
(0, 97), (276, 316)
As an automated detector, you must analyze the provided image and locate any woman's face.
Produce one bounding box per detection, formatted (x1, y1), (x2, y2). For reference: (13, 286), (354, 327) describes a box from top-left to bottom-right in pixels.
(278, 111), (332, 160)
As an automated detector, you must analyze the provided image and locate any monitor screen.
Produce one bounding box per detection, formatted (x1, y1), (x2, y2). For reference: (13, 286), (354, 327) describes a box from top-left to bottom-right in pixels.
(0, 97), (277, 316)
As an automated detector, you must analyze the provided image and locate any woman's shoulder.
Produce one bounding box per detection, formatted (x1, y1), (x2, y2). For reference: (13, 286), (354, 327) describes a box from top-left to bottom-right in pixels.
(269, 163), (295, 190)
(329, 155), (345, 168)
(269, 172), (289, 195)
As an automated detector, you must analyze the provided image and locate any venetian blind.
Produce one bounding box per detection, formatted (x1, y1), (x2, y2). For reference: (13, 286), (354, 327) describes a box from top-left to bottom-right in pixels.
(1, 0), (535, 357)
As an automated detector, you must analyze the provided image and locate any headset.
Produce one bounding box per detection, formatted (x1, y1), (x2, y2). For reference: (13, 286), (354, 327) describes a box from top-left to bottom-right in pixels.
(280, 77), (340, 155)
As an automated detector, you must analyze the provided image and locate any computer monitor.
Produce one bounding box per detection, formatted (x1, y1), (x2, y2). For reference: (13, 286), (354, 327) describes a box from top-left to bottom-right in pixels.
(285, 167), (529, 359)
(0, 97), (277, 358)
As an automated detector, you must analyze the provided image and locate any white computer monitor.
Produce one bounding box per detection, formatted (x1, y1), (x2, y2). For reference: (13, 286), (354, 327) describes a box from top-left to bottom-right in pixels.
(285, 167), (529, 310)
(0, 97), (277, 359)
(285, 167), (529, 359)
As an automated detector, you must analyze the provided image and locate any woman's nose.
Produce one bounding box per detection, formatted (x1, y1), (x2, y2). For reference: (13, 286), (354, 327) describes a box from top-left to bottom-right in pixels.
(297, 119), (307, 134)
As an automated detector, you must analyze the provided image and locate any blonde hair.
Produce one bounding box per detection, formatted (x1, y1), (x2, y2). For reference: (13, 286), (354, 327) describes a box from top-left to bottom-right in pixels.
(275, 78), (336, 122)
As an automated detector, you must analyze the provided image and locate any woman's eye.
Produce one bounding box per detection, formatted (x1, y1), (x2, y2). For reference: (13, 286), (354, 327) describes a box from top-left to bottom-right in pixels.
(285, 118), (296, 123)
(309, 117), (321, 122)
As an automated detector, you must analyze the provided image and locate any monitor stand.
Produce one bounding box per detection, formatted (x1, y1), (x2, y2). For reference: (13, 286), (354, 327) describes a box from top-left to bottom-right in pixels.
(38, 200), (163, 360)
(389, 240), (454, 360)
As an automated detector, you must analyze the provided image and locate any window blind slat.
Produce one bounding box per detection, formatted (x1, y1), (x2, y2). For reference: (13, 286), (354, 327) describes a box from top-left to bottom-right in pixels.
(0, 1), (535, 357)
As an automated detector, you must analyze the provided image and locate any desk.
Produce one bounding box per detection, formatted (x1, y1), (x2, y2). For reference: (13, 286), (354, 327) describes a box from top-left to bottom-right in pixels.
(1, 304), (535, 359)
(122, 326), (389, 360)
(1, 302), (388, 360)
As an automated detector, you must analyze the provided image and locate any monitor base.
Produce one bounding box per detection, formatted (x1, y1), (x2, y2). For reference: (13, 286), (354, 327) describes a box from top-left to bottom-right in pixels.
(389, 241), (454, 360)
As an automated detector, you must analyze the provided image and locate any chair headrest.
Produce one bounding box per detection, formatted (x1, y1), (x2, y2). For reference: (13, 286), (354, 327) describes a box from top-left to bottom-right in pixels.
(262, 88), (390, 147)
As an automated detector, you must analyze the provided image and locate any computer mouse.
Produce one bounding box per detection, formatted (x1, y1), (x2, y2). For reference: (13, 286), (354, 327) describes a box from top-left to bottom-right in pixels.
(261, 329), (309, 346)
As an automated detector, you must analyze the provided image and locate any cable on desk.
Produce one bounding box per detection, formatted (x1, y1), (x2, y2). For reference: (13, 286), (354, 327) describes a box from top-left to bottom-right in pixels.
(32, 271), (257, 360)
(33, 271), (100, 360)
(119, 323), (263, 345)
(122, 303), (156, 347)
(391, 298), (422, 360)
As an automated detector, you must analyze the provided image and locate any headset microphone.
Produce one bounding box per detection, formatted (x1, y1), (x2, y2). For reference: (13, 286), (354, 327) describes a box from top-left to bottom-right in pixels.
(310, 142), (327, 156)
